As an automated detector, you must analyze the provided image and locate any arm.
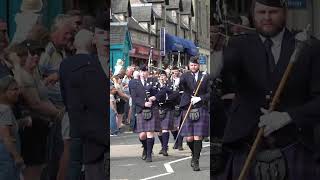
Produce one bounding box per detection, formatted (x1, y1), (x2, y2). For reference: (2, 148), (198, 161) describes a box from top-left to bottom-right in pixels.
(287, 45), (320, 127)
(21, 87), (61, 118)
(0, 126), (22, 161)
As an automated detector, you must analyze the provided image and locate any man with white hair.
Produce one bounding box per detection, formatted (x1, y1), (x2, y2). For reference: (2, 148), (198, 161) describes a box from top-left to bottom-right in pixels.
(60, 28), (108, 180)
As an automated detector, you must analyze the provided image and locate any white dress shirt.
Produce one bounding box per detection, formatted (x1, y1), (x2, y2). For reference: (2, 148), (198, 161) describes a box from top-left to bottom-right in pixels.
(260, 28), (285, 64)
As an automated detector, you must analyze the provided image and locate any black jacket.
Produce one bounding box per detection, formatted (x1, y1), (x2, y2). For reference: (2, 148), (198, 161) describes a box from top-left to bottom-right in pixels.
(59, 54), (108, 164)
(222, 29), (320, 150)
(179, 71), (211, 109)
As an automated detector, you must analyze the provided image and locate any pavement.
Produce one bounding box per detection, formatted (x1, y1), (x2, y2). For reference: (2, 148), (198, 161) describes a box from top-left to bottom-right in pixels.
(110, 129), (210, 180)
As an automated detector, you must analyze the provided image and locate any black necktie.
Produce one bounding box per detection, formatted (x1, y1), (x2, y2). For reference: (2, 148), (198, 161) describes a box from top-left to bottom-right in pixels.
(264, 38), (276, 72)
(193, 73), (197, 81)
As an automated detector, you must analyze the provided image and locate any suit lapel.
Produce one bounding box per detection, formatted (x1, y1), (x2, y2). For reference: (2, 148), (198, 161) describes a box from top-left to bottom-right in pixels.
(252, 33), (270, 91)
(271, 30), (295, 90)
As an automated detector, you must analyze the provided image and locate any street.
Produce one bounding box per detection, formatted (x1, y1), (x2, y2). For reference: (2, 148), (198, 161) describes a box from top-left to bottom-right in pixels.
(110, 131), (210, 180)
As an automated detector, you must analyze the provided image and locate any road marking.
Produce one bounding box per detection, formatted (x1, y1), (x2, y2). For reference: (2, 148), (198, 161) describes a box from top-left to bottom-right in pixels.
(141, 143), (210, 180)
(117, 164), (136, 167)
(141, 172), (172, 180)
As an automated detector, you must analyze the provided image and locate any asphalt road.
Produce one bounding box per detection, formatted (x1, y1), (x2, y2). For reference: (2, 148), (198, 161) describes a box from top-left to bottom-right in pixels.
(110, 132), (210, 180)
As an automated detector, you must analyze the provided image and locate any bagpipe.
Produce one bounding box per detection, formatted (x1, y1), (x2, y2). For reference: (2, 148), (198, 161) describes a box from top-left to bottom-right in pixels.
(211, 0), (256, 51)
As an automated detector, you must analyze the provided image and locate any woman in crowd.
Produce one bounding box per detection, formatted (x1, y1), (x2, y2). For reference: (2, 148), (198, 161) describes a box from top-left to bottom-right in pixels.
(112, 75), (129, 131)
(0, 75), (23, 180)
(9, 40), (63, 180)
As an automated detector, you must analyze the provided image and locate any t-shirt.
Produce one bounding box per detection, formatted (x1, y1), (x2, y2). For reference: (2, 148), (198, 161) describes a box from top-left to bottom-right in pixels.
(0, 104), (16, 126)
(0, 104), (20, 152)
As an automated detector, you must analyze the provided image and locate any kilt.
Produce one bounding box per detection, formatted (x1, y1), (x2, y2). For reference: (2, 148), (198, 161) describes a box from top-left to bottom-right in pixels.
(173, 114), (181, 130)
(214, 143), (320, 180)
(179, 107), (209, 137)
(135, 107), (161, 133)
(160, 110), (175, 130)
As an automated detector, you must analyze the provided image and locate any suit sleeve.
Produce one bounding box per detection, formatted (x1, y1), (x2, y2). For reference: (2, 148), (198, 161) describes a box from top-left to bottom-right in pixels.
(81, 67), (108, 147)
(287, 44), (320, 127)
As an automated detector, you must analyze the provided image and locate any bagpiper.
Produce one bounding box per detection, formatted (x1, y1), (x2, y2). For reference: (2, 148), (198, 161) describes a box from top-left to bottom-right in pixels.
(179, 57), (211, 171)
(128, 66), (161, 162)
(157, 70), (181, 156)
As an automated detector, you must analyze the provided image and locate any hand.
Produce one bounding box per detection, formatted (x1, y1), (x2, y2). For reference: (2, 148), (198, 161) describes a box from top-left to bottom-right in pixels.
(19, 116), (32, 129)
(191, 96), (201, 105)
(258, 108), (292, 137)
(144, 102), (152, 108)
(148, 96), (156, 101)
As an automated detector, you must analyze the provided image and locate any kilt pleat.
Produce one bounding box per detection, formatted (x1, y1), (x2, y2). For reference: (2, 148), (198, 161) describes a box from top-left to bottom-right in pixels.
(160, 110), (175, 130)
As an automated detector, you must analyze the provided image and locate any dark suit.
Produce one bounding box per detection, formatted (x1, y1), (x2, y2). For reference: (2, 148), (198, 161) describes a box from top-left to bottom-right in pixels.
(216, 29), (320, 179)
(59, 54), (108, 179)
(179, 71), (211, 137)
(179, 71), (211, 109)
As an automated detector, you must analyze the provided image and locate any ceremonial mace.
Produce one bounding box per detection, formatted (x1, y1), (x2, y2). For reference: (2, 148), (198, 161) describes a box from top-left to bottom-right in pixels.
(238, 25), (311, 180)
(174, 71), (207, 145)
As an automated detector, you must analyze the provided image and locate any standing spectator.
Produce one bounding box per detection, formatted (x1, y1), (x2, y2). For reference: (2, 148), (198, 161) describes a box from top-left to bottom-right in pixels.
(94, 7), (109, 76)
(112, 75), (129, 130)
(59, 29), (108, 180)
(66, 10), (83, 33)
(0, 19), (11, 78)
(10, 0), (43, 44)
(13, 39), (63, 180)
(122, 66), (134, 125)
(0, 76), (23, 180)
(110, 85), (119, 136)
(114, 59), (124, 75)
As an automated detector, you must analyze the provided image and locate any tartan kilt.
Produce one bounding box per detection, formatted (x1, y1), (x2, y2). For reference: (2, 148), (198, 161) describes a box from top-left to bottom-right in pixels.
(179, 107), (209, 137)
(215, 143), (320, 180)
(173, 112), (182, 130)
(160, 110), (175, 130)
(135, 107), (161, 133)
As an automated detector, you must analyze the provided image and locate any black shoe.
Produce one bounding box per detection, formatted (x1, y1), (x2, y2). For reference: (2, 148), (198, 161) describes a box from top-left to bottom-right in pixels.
(142, 149), (147, 160)
(173, 144), (178, 149)
(190, 157), (194, 167)
(178, 146), (184, 151)
(159, 149), (163, 154)
(146, 157), (152, 162)
(203, 137), (209, 142)
(162, 150), (168, 156)
(193, 159), (200, 171)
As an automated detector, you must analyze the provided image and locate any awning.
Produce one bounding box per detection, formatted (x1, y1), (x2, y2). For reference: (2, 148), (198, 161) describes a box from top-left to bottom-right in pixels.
(182, 39), (198, 56)
(165, 34), (184, 52)
(165, 33), (198, 56)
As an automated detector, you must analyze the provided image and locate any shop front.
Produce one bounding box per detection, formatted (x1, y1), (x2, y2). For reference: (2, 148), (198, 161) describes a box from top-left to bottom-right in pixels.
(110, 23), (132, 72)
(129, 43), (160, 67)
